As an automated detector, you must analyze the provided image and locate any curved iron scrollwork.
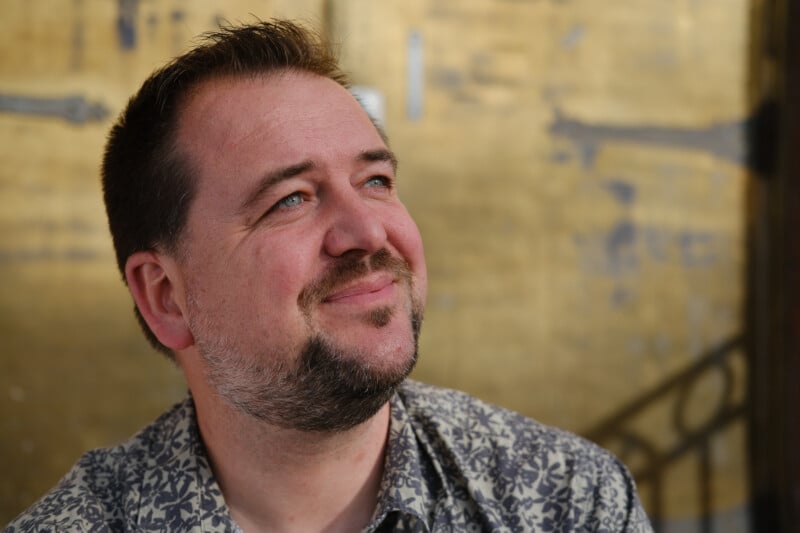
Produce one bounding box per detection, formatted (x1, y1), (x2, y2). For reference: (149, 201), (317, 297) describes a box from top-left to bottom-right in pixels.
(584, 335), (746, 533)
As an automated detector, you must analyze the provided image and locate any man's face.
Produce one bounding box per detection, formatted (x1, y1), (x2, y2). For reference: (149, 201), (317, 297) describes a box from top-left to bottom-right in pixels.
(173, 71), (427, 431)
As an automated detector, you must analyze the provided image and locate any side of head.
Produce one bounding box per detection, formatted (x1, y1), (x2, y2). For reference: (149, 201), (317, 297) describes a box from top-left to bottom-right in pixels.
(101, 20), (349, 357)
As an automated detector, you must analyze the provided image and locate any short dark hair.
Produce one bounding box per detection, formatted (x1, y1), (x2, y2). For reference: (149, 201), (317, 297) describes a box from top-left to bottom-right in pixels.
(102, 20), (349, 356)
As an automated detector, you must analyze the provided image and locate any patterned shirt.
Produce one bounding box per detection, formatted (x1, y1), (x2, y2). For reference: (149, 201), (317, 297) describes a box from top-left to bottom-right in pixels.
(6, 380), (652, 532)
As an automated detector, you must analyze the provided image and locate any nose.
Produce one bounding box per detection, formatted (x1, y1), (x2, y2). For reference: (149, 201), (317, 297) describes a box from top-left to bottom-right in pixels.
(322, 189), (387, 258)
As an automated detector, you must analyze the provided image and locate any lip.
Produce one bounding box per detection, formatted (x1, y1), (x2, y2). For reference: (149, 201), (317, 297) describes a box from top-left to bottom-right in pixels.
(323, 273), (396, 305)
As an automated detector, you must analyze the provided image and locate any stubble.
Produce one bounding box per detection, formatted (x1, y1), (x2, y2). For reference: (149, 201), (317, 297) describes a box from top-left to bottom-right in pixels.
(188, 248), (423, 432)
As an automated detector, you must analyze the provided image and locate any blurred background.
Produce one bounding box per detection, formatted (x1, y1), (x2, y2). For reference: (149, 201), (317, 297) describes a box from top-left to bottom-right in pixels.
(1, 1), (797, 531)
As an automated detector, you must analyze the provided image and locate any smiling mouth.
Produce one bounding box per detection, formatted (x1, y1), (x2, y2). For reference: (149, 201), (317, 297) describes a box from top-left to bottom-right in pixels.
(297, 248), (413, 314)
(322, 275), (396, 305)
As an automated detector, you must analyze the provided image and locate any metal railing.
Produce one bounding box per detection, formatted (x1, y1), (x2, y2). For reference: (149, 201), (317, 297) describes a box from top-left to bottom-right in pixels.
(585, 335), (747, 532)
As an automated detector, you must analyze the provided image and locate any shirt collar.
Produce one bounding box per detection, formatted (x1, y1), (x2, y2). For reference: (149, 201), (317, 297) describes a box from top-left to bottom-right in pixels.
(367, 384), (445, 531)
(139, 390), (443, 532)
(131, 395), (235, 532)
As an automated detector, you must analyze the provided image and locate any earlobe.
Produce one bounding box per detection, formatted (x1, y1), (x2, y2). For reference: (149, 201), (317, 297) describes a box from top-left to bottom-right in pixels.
(125, 251), (194, 350)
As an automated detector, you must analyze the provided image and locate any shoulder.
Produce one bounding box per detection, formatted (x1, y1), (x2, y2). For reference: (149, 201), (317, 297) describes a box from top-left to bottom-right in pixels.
(398, 379), (608, 461)
(5, 398), (195, 532)
(397, 380), (651, 531)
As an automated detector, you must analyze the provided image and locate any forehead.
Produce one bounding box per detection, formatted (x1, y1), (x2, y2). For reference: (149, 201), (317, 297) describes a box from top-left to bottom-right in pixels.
(174, 71), (385, 197)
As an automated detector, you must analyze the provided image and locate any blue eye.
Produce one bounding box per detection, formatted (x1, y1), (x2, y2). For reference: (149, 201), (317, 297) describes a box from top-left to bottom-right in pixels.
(365, 176), (391, 188)
(276, 193), (303, 209)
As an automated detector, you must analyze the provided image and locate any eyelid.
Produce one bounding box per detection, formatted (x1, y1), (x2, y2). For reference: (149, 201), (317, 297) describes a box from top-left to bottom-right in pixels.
(249, 189), (309, 229)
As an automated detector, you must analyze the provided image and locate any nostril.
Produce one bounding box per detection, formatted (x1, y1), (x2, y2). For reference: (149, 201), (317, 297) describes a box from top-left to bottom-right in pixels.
(322, 207), (387, 258)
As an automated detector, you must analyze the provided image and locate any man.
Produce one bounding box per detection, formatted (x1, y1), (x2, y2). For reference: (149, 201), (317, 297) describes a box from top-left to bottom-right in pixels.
(7, 20), (652, 532)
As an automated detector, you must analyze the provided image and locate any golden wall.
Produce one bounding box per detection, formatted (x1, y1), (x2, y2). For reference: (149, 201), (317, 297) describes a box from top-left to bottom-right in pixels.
(0, 0), (750, 528)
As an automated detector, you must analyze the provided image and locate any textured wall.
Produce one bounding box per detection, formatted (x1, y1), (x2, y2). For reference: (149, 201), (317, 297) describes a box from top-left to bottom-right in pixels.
(331, 1), (749, 525)
(0, 0), (750, 528)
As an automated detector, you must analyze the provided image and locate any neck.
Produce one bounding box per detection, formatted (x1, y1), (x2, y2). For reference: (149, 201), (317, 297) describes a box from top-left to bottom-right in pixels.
(190, 379), (391, 533)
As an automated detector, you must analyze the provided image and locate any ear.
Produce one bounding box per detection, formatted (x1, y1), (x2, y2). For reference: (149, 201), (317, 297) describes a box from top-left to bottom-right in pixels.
(125, 251), (194, 350)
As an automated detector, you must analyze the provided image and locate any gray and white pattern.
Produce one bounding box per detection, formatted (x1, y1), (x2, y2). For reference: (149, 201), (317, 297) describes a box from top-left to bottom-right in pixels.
(5, 380), (652, 532)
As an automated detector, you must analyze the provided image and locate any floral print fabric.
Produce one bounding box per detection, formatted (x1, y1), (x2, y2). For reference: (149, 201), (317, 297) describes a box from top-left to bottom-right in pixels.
(6, 380), (651, 532)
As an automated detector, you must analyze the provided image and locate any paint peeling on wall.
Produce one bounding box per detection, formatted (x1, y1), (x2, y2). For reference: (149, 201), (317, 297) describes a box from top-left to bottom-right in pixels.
(576, 223), (726, 276)
(407, 30), (424, 120)
(0, 248), (100, 264)
(0, 94), (109, 124)
(603, 179), (637, 205)
(171, 9), (186, 23)
(561, 25), (585, 49)
(116, 0), (139, 50)
(70, 0), (84, 70)
(549, 109), (746, 167)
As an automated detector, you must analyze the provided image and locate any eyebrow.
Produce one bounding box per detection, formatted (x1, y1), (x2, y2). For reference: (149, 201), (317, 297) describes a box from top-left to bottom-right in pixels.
(239, 160), (315, 213)
(238, 148), (399, 214)
(359, 148), (398, 173)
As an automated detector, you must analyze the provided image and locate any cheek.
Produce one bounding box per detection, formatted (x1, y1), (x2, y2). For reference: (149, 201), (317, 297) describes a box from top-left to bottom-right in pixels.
(251, 237), (316, 302)
(388, 214), (428, 298)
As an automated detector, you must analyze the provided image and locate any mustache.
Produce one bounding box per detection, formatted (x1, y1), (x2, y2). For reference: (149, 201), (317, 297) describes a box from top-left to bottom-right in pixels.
(297, 248), (413, 312)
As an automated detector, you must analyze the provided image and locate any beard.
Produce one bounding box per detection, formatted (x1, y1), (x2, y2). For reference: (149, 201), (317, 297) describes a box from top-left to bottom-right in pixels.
(187, 249), (423, 432)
